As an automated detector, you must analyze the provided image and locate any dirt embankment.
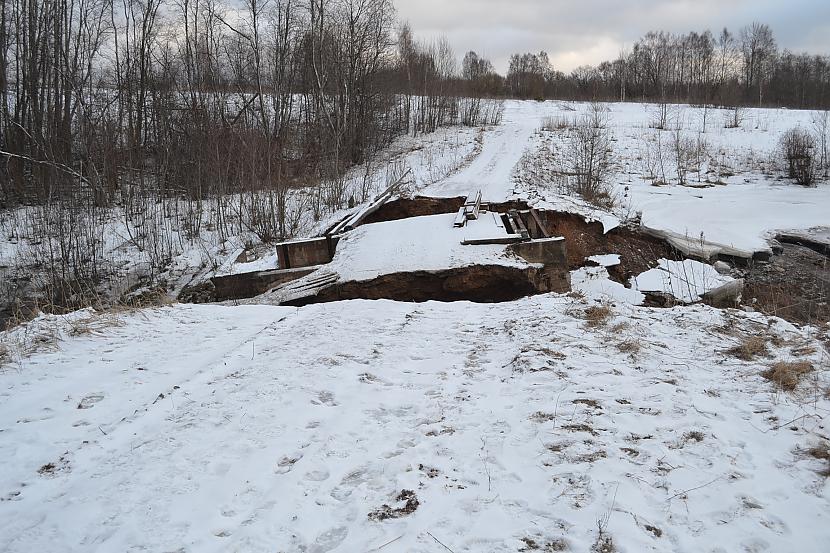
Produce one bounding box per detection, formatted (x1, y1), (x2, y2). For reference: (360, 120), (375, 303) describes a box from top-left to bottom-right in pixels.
(282, 264), (566, 307)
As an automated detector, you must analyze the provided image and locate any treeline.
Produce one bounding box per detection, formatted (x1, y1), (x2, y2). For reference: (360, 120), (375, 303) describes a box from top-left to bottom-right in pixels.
(1, 5), (828, 215)
(0, 0), (501, 212)
(471, 23), (829, 109)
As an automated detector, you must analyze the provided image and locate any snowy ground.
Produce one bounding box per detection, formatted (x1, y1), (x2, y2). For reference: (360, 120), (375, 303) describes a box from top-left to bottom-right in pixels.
(509, 101), (830, 257)
(1, 299), (828, 552)
(327, 212), (527, 282)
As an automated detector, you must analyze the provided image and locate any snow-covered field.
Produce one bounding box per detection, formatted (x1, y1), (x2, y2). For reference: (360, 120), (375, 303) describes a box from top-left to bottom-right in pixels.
(510, 101), (830, 257)
(1, 299), (828, 552)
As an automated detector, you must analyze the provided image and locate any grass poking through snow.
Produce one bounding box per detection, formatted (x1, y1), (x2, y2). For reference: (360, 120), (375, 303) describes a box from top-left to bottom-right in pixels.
(584, 304), (613, 328)
(727, 335), (769, 361)
(761, 361), (814, 391)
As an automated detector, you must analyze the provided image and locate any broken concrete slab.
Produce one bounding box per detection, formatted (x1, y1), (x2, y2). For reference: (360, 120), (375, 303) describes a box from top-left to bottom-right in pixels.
(508, 237), (567, 266)
(212, 266), (321, 301)
(701, 278), (744, 308)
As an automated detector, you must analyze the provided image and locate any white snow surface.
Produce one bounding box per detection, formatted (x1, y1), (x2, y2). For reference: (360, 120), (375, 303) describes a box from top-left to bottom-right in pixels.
(2, 299), (828, 552)
(503, 101), (830, 254)
(632, 259), (735, 304)
(422, 102), (539, 202)
(327, 212), (527, 282)
(571, 266), (646, 305)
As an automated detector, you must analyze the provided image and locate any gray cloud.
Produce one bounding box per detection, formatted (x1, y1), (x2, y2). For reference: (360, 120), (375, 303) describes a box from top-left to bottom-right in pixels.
(394, 0), (830, 72)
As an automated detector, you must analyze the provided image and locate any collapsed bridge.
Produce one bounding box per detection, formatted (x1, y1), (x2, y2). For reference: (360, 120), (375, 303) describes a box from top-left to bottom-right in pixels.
(210, 189), (571, 305)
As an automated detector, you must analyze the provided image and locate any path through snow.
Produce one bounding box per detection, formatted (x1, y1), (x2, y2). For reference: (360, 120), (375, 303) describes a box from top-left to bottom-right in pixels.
(1, 300), (828, 552)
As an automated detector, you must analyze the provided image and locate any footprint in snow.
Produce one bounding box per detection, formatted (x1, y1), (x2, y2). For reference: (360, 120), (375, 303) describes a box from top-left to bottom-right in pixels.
(77, 393), (104, 409)
(276, 453), (304, 474)
(312, 391), (337, 406)
(304, 469), (330, 482)
(308, 526), (348, 553)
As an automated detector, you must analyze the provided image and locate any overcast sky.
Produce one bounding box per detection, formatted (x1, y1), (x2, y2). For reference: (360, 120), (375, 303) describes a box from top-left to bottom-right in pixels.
(394, 0), (830, 73)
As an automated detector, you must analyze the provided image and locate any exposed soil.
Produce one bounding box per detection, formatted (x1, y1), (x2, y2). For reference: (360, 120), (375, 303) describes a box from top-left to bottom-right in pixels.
(367, 489), (420, 521)
(743, 244), (829, 325)
(533, 210), (676, 279)
(366, 197), (675, 282)
(282, 264), (569, 307)
(361, 196), (465, 224)
(360, 195), (532, 226)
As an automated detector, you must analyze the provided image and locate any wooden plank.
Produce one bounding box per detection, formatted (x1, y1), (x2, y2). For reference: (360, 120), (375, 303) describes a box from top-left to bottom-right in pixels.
(461, 235), (524, 245)
(509, 210), (530, 240)
(453, 207), (468, 228)
(491, 211), (504, 229)
(502, 214), (515, 234)
(328, 169), (412, 235)
(528, 209), (551, 239)
(463, 190), (482, 220)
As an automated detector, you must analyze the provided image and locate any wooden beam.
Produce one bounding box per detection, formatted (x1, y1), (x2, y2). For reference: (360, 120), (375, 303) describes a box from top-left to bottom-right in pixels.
(453, 207), (468, 228)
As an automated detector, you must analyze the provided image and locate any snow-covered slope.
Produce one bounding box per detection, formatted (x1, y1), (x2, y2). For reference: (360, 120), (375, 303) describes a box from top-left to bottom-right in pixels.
(1, 299), (827, 552)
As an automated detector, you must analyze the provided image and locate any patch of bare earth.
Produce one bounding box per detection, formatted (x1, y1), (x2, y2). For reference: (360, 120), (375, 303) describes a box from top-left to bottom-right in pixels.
(367, 489), (419, 521)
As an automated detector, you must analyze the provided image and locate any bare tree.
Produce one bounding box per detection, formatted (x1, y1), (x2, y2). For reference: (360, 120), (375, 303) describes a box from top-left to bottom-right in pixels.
(567, 105), (616, 207)
(780, 128), (817, 187)
(739, 22), (777, 106)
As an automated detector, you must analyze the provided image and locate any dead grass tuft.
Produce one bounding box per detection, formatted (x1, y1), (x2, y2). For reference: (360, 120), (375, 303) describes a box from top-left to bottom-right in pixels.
(573, 398), (602, 410)
(727, 335), (769, 361)
(616, 339), (641, 355)
(520, 537), (568, 552)
(683, 430), (705, 443)
(562, 423), (598, 436)
(531, 411), (556, 423)
(584, 304), (613, 328)
(805, 442), (830, 477)
(67, 313), (124, 337)
(592, 534), (615, 553)
(519, 538), (568, 553)
(761, 361), (814, 391)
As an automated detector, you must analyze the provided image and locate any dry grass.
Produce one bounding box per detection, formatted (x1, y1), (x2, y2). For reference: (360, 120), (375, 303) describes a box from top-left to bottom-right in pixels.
(761, 361), (815, 391)
(616, 339), (641, 355)
(727, 335), (769, 361)
(67, 313), (124, 337)
(584, 304), (613, 328)
(520, 537), (568, 552)
(541, 115), (576, 131)
(592, 534), (615, 553)
(805, 442), (830, 477)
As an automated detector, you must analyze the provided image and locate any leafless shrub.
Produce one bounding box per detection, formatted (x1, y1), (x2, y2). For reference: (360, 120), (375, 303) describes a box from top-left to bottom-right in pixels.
(650, 101), (670, 130)
(812, 110), (829, 178)
(458, 97), (504, 127)
(671, 126), (707, 185)
(724, 106), (745, 129)
(567, 112), (616, 208)
(541, 115), (576, 131)
(0, 342), (9, 368)
(780, 128), (817, 186)
(761, 360), (814, 391)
